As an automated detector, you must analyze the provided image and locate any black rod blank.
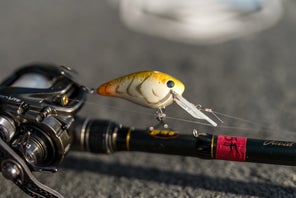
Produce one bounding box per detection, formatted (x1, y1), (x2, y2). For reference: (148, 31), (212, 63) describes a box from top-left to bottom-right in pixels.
(71, 118), (296, 166)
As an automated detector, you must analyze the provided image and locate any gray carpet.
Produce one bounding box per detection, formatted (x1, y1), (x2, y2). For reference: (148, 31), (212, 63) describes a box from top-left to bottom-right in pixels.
(0, 1), (296, 197)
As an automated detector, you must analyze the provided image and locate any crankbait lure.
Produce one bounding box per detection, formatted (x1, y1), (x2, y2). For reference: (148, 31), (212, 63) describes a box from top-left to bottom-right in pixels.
(97, 71), (217, 127)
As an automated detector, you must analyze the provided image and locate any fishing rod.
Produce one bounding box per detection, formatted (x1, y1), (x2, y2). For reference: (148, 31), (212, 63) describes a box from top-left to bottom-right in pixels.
(71, 117), (296, 166)
(0, 64), (295, 198)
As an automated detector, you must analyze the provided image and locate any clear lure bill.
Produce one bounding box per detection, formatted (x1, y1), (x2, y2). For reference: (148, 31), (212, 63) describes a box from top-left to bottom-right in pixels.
(97, 71), (217, 127)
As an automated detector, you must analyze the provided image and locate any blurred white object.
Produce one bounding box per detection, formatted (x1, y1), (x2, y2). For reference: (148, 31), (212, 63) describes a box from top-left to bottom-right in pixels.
(108, 0), (283, 44)
(11, 74), (51, 88)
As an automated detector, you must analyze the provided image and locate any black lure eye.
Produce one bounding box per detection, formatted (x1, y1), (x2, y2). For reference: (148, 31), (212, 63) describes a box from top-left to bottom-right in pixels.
(166, 80), (175, 88)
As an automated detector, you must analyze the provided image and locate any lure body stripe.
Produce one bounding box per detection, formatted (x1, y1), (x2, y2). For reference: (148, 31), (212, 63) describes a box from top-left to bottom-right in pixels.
(126, 76), (137, 97)
(97, 71), (217, 126)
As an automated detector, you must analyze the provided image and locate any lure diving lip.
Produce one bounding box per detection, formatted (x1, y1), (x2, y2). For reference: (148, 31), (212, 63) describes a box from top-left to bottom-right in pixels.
(97, 71), (217, 127)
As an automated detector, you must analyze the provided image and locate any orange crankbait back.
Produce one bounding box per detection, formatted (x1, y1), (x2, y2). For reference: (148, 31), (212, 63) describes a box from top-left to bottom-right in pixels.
(97, 71), (217, 127)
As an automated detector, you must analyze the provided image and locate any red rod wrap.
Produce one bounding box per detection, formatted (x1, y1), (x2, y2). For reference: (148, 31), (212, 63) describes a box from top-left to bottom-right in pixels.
(215, 135), (247, 161)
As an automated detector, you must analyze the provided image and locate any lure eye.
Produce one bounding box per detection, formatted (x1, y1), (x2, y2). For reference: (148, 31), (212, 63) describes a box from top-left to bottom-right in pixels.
(166, 80), (175, 88)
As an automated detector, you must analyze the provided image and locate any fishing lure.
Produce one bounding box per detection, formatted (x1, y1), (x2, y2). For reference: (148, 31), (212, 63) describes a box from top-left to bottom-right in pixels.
(97, 71), (217, 127)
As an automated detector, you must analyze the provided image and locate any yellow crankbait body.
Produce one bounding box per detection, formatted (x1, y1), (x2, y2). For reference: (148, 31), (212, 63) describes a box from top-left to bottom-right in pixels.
(97, 71), (217, 127)
(97, 71), (185, 108)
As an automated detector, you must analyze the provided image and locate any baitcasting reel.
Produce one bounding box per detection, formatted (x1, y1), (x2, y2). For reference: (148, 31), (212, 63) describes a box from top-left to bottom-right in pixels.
(0, 64), (88, 197)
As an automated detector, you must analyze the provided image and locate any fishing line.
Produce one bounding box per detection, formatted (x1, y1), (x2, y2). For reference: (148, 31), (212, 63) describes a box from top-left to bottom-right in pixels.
(165, 116), (269, 132)
(0, 80), (287, 134)
(201, 108), (296, 134)
(68, 96), (295, 134)
(200, 108), (277, 130)
(4, 66), (294, 134)
(209, 110), (270, 127)
(0, 88), (288, 133)
(69, 97), (155, 116)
